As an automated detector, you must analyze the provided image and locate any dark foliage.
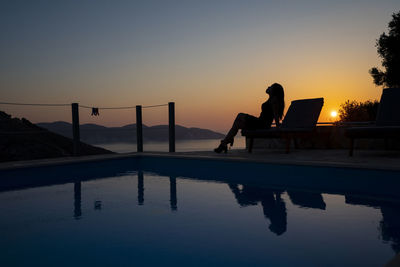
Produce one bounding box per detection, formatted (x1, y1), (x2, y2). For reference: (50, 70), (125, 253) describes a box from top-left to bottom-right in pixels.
(338, 100), (379, 122)
(369, 11), (400, 88)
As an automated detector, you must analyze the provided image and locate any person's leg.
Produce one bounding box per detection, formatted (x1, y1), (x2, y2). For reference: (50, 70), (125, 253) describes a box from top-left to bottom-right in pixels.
(215, 113), (259, 153)
(222, 113), (248, 145)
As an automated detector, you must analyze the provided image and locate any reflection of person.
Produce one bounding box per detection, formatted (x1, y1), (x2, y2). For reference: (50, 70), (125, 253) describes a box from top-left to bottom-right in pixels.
(214, 83), (285, 153)
(261, 192), (287, 235)
(228, 184), (287, 235)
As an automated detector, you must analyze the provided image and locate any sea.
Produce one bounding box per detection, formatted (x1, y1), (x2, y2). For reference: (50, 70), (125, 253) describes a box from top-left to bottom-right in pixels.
(96, 137), (246, 153)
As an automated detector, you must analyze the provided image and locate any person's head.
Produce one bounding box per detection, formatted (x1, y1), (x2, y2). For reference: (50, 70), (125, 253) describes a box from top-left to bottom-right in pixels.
(266, 83), (285, 120)
(266, 83), (284, 98)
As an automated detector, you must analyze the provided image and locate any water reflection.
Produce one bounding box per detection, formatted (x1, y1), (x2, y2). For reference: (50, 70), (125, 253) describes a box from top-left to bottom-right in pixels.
(73, 182), (81, 220)
(346, 196), (400, 253)
(170, 177), (177, 211)
(30, 171), (400, 255)
(229, 184), (287, 235)
(287, 191), (326, 210)
(381, 207), (400, 253)
(94, 200), (102, 210)
(227, 183), (400, 252)
(138, 171), (144, 205)
(228, 184), (328, 235)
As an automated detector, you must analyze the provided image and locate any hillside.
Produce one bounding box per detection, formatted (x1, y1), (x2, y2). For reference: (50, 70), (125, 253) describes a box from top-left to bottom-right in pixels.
(37, 122), (224, 144)
(0, 111), (113, 162)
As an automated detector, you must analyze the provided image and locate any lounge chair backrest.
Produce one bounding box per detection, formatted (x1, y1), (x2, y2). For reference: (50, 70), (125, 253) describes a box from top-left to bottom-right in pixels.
(376, 88), (400, 126)
(281, 98), (324, 129)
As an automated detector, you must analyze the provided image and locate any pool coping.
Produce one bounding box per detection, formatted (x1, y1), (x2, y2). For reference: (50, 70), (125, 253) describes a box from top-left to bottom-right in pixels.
(1, 150), (400, 172)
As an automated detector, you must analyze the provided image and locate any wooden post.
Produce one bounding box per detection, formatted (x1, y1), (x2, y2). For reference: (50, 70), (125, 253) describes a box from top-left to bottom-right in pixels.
(71, 103), (80, 156)
(136, 105), (143, 152)
(169, 102), (175, 152)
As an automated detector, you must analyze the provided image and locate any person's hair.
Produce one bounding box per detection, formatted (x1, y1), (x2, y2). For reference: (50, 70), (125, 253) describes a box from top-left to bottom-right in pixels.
(269, 83), (285, 120)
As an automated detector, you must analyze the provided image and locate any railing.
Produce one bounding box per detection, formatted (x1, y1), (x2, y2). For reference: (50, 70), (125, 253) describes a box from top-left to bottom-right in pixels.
(0, 101), (175, 156)
(134, 102), (175, 153)
(1, 100), (378, 156)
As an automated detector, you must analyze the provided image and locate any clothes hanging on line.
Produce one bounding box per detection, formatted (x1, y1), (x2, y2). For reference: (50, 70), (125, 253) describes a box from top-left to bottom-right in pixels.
(91, 108), (99, 116)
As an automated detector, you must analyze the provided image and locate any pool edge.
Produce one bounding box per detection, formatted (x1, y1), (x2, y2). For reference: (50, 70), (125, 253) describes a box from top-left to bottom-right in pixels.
(1, 151), (400, 172)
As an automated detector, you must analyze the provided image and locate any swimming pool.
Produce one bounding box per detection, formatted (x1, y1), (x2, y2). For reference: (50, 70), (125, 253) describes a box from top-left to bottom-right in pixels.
(1, 156), (400, 266)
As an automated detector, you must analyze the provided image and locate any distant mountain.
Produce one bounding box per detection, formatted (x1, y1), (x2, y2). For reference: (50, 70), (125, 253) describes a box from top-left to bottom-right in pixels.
(37, 121), (224, 144)
(0, 111), (112, 162)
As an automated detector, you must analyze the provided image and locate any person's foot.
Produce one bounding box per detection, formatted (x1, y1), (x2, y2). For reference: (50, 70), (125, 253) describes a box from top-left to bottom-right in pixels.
(214, 142), (228, 153)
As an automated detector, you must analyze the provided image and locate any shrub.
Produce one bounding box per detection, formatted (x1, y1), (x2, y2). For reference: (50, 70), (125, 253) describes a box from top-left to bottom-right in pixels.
(338, 100), (379, 122)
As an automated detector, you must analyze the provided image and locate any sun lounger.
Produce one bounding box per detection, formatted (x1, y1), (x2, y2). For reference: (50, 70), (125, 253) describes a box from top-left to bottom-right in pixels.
(345, 88), (400, 156)
(242, 98), (324, 153)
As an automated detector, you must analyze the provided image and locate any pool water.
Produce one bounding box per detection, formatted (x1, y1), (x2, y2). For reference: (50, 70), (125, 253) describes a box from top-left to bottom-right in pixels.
(1, 157), (400, 266)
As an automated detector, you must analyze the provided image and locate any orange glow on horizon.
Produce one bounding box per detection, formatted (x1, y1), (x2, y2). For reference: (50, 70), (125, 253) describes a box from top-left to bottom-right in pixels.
(1, 1), (395, 134)
(1, 28), (385, 133)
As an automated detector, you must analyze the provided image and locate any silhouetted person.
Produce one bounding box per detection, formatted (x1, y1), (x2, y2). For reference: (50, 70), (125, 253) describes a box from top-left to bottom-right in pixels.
(229, 184), (287, 235)
(74, 182), (82, 219)
(138, 171), (144, 205)
(214, 83), (285, 153)
(170, 177), (177, 211)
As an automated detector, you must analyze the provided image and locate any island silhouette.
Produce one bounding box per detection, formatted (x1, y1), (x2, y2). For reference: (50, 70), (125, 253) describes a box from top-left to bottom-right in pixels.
(37, 121), (224, 144)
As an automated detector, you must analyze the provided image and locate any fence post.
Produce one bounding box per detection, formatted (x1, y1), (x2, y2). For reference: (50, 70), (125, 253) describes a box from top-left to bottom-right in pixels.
(169, 102), (175, 152)
(136, 105), (143, 152)
(71, 103), (80, 156)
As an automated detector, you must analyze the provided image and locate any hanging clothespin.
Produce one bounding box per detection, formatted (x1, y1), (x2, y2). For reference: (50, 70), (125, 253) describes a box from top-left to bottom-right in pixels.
(91, 107), (99, 116)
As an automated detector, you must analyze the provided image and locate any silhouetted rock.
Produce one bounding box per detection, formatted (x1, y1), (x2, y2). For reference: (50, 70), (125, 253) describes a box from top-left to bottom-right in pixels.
(0, 111), (112, 162)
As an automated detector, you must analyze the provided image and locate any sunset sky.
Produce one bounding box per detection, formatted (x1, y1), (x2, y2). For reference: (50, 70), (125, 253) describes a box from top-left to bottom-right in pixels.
(1, 0), (398, 133)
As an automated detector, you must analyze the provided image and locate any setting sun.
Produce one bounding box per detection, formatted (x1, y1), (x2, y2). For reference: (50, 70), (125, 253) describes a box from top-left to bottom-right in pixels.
(330, 111), (338, 118)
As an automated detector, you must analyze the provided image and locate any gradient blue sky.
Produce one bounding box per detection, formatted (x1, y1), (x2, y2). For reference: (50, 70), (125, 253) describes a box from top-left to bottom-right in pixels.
(1, 0), (398, 132)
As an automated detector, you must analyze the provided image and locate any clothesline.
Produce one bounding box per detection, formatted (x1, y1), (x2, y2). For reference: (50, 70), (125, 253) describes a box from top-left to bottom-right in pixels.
(0, 102), (169, 110)
(0, 102), (69, 107)
(79, 104), (168, 109)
